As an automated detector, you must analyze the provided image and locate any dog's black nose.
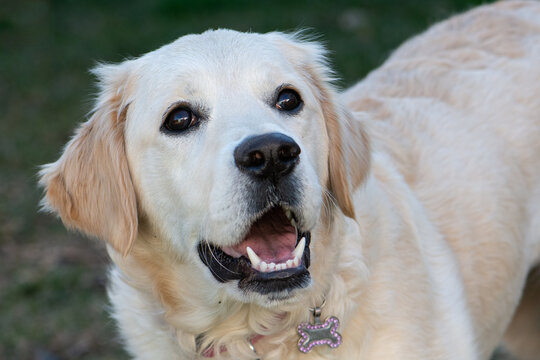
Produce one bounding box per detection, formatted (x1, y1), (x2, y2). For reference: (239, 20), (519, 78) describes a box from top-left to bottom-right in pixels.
(234, 132), (301, 182)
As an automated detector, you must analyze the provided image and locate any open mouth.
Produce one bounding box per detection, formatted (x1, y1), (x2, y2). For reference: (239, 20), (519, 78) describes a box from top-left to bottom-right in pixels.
(197, 206), (311, 295)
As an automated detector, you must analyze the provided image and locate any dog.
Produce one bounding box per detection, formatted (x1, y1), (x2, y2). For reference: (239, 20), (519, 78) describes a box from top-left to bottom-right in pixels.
(39, 1), (540, 359)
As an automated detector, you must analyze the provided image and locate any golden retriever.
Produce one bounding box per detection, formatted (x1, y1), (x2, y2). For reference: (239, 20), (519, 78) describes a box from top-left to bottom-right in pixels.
(39, 1), (540, 359)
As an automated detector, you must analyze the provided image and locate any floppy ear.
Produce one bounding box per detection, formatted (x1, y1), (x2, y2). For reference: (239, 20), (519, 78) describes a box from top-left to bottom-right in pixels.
(39, 61), (138, 256)
(318, 92), (370, 219)
(268, 32), (370, 218)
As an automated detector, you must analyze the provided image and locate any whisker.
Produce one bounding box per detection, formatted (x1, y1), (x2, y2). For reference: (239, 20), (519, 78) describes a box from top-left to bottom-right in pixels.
(204, 239), (241, 275)
(197, 214), (240, 275)
(322, 188), (337, 218)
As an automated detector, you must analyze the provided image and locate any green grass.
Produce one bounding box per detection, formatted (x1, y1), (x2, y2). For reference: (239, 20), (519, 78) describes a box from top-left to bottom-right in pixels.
(1, 1), (490, 358)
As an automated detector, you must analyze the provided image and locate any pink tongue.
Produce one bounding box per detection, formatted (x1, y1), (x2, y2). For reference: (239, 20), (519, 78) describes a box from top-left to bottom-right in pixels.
(225, 208), (297, 263)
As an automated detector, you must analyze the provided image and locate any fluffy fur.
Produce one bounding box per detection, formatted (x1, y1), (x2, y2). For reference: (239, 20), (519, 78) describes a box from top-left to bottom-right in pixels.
(40, 1), (540, 359)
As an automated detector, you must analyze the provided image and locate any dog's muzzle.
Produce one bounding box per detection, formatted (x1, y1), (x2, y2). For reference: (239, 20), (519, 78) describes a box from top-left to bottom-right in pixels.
(197, 133), (312, 297)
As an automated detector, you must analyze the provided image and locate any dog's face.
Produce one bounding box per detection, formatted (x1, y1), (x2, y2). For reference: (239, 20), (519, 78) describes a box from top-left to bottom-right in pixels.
(39, 30), (368, 306)
(127, 31), (332, 303)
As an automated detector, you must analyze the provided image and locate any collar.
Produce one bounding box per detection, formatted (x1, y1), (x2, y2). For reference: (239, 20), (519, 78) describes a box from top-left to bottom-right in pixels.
(200, 334), (262, 358)
(197, 297), (332, 359)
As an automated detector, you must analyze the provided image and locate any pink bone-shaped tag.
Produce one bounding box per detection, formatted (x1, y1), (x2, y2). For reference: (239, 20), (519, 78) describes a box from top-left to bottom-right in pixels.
(297, 316), (342, 353)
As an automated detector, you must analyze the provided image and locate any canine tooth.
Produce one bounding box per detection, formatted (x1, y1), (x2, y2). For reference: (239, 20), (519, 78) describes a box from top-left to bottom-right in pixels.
(285, 209), (292, 220)
(292, 237), (306, 259)
(260, 261), (268, 272)
(293, 256), (300, 267)
(268, 263), (276, 271)
(284, 209), (296, 226)
(286, 259), (293, 268)
(246, 247), (261, 269)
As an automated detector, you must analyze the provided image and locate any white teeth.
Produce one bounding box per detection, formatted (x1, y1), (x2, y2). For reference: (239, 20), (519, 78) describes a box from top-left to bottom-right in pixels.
(292, 237), (306, 259)
(246, 238), (305, 273)
(246, 247), (261, 269)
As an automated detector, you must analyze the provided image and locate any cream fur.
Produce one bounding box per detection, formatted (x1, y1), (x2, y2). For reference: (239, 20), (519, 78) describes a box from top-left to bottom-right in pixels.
(40, 1), (540, 359)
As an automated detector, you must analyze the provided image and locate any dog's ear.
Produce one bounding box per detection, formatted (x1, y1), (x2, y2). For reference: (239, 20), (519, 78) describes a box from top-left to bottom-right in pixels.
(319, 96), (370, 219)
(39, 61), (138, 256)
(310, 83), (370, 219)
(268, 32), (370, 218)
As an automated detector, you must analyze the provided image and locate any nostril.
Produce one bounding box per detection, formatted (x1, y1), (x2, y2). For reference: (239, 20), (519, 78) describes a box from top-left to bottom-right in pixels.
(248, 150), (265, 167)
(277, 144), (301, 162)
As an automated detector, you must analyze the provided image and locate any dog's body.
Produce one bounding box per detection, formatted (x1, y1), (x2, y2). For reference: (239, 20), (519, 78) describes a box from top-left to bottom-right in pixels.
(40, 1), (540, 359)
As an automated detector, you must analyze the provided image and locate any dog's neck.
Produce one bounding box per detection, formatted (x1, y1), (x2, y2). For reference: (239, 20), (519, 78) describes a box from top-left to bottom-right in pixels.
(196, 297), (338, 358)
(108, 207), (366, 359)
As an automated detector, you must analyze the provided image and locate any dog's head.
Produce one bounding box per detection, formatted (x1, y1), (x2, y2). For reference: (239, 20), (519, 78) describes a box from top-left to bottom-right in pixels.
(39, 30), (369, 306)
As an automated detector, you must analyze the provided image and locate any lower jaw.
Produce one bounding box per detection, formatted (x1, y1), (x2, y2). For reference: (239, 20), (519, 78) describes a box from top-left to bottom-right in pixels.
(238, 266), (311, 295)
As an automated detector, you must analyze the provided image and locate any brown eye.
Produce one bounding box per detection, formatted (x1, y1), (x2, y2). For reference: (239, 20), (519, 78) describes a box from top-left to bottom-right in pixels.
(163, 107), (199, 133)
(275, 89), (302, 112)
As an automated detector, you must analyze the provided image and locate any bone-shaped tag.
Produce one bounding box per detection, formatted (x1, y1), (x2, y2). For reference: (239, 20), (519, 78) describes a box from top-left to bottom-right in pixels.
(297, 316), (342, 353)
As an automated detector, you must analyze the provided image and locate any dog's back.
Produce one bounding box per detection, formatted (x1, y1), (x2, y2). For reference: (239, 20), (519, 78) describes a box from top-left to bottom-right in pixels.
(343, 1), (540, 358)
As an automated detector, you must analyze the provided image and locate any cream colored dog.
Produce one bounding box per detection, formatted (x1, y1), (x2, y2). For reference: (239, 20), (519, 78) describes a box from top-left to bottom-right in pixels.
(39, 1), (540, 359)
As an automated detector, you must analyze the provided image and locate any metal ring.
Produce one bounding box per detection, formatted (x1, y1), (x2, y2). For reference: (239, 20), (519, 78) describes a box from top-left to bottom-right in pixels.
(248, 340), (258, 354)
(248, 339), (260, 359)
(308, 298), (326, 312)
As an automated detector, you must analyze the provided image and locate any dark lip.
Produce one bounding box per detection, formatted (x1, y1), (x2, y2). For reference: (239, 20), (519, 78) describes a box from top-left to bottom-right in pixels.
(197, 231), (311, 294)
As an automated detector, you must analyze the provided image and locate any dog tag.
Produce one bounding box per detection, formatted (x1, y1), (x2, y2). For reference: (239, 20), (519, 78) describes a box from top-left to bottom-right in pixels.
(297, 306), (342, 353)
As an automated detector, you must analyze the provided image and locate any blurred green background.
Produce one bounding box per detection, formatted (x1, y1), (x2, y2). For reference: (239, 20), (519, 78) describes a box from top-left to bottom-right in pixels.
(0, 0), (497, 359)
